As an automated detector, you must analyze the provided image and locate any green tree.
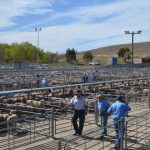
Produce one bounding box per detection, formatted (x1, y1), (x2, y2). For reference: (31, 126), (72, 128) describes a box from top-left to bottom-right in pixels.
(65, 48), (76, 63)
(0, 42), (60, 64)
(3, 42), (37, 63)
(83, 51), (93, 62)
(118, 47), (131, 63)
(4, 46), (14, 63)
(0, 44), (8, 63)
(21, 42), (37, 62)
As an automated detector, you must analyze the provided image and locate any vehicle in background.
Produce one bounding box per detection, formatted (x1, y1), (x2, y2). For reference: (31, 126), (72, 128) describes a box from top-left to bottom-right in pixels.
(89, 60), (100, 65)
(42, 64), (49, 69)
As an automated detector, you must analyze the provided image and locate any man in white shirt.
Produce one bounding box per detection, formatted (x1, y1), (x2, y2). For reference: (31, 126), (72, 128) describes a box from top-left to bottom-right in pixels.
(62, 89), (88, 136)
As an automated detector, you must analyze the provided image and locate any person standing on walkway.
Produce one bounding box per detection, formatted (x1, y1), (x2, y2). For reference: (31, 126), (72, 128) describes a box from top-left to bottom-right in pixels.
(107, 96), (131, 149)
(36, 74), (40, 88)
(62, 89), (88, 136)
(96, 94), (110, 139)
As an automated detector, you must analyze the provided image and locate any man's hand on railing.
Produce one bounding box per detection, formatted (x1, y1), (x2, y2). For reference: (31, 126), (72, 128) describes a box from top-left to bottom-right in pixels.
(61, 104), (69, 111)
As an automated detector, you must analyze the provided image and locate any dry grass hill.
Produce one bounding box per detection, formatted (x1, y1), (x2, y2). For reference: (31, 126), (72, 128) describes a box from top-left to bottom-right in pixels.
(76, 42), (150, 64)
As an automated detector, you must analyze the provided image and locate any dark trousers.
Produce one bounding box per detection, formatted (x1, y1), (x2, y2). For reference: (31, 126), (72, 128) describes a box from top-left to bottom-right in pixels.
(72, 110), (85, 134)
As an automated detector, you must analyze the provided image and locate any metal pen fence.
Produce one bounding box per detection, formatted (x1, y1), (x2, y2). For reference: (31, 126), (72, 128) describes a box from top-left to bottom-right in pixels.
(0, 104), (149, 150)
(53, 86), (150, 150)
(0, 77), (150, 149)
(1, 65), (150, 91)
(0, 112), (53, 150)
(55, 110), (150, 150)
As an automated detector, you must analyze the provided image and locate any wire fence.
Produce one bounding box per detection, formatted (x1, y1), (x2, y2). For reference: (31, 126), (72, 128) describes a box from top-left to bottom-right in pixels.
(0, 77), (150, 149)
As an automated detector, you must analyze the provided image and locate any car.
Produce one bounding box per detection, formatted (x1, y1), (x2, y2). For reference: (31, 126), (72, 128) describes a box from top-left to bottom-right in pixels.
(89, 61), (100, 65)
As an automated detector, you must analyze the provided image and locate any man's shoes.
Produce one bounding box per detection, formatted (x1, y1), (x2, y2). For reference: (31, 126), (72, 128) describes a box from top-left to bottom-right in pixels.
(73, 131), (82, 136)
(73, 132), (78, 135)
(104, 133), (107, 136)
(99, 135), (104, 140)
(78, 132), (82, 136)
(114, 145), (117, 149)
(114, 145), (119, 150)
(99, 132), (107, 139)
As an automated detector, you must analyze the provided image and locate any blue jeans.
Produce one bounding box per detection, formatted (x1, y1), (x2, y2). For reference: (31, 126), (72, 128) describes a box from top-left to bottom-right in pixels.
(100, 115), (108, 135)
(114, 119), (125, 146)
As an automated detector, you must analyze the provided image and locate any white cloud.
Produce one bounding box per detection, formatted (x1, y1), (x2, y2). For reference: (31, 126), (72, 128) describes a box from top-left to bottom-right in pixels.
(0, 0), (53, 27)
(0, 0), (150, 53)
(50, 1), (130, 23)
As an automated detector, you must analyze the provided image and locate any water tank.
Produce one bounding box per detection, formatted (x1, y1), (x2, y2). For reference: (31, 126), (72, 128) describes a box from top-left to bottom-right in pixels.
(112, 57), (117, 65)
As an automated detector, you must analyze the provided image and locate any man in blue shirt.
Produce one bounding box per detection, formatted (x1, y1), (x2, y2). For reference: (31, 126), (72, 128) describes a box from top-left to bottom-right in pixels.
(96, 94), (110, 139)
(107, 96), (131, 149)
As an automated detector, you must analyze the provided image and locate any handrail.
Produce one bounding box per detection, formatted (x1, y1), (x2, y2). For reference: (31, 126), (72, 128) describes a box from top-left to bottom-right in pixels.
(0, 77), (150, 95)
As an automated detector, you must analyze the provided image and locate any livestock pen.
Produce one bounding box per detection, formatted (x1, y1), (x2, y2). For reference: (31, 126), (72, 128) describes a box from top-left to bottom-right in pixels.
(0, 77), (150, 149)
(0, 64), (150, 90)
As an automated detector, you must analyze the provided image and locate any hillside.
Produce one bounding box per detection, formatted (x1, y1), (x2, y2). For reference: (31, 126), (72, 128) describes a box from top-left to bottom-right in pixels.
(77, 42), (150, 63)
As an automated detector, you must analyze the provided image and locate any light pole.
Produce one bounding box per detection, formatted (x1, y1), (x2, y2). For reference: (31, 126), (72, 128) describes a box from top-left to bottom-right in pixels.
(124, 30), (142, 71)
(35, 27), (42, 64)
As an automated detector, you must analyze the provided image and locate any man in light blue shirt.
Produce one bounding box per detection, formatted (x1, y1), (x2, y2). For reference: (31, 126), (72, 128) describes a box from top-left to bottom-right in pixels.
(96, 94), (110, 139)
(107, 96), (131, 149)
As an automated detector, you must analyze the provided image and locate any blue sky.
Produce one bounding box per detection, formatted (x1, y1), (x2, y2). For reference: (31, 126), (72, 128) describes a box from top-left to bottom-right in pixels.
(0, 0), (150, 53)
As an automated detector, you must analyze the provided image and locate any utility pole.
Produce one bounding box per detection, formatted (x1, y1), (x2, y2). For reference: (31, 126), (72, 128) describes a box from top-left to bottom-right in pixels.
(35, 27), (42, 64)
(124, 30), (142, 71)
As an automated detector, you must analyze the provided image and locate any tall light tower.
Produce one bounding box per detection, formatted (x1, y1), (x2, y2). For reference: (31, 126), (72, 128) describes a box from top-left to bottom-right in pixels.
(124, 30), (142, 71)
(35, 27), (42, 64)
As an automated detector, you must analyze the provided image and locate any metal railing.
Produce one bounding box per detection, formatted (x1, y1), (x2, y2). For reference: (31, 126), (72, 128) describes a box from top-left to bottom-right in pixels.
(0, 78), (150, 149)
(0, 77), (150, 96)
